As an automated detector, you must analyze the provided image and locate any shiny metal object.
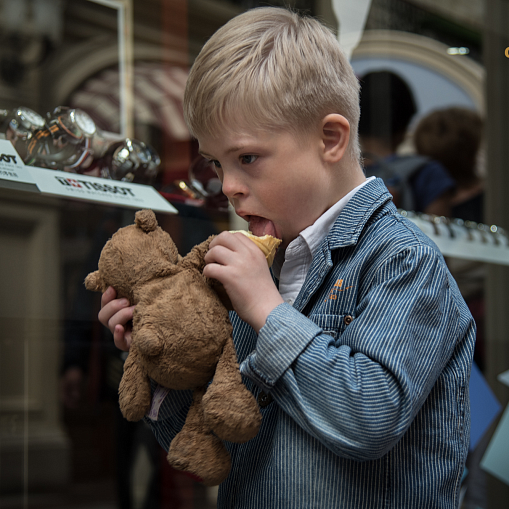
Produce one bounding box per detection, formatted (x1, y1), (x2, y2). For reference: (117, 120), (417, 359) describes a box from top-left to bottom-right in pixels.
(25, 106), (98, 171)
(0, 106), (46, 160)
(102, 138), (160, 184)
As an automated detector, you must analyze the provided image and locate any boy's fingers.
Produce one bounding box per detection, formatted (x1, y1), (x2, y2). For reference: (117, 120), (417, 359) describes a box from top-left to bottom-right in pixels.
(229, 231), (270, 259)
(209, 231), (252, 251)
(203, 261), (226, 282)
(206, 231), (263, 264)
(108, 305), (135, 330)
(204, 244), (237, 266)
(113, 325), (132, 351)
(101, 286), (117, 307)
(207, 233), (233, 253)
(98, 297), (131, 326)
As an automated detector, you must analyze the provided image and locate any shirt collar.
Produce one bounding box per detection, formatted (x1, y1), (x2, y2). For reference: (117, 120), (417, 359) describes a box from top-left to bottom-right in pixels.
(326, 177), (393, 249)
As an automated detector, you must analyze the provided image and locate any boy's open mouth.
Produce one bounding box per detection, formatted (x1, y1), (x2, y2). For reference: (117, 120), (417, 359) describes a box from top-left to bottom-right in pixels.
(247, 215), (278, 238)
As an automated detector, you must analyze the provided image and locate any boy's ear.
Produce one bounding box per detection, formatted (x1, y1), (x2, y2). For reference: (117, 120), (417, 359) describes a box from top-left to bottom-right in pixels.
(320, 114), (350, 163)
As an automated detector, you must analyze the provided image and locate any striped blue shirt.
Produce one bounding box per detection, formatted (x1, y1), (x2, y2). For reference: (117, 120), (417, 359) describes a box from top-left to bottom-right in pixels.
(147, 178), (475, 508)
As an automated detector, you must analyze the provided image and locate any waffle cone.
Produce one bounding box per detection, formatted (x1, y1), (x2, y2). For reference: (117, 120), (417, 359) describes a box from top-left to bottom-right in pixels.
(230, 230), (281, 267)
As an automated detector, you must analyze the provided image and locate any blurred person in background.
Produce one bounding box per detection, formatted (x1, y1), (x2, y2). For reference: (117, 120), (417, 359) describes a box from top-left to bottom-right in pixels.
(359, 71), (456, 216)
(414, 107), (484, 224)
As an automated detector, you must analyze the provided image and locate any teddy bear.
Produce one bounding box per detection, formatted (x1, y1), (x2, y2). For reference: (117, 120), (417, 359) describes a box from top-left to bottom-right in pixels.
(84, 209), (279, 486)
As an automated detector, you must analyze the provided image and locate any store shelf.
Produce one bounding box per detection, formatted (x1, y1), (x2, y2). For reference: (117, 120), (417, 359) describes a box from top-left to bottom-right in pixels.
(402, 211), (509, 266)
(0, 139), (177, 214)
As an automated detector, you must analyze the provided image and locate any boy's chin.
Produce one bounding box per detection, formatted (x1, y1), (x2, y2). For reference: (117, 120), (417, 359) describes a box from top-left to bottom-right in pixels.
(248, 216), (278, 238)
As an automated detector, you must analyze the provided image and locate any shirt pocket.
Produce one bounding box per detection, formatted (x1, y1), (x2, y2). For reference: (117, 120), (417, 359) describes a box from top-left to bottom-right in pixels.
(307, 313), (348, 340)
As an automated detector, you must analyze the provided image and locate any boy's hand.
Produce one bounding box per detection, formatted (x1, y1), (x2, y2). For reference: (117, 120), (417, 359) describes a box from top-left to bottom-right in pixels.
(203, 231), (284, 333)
(98, 286), (135, 351)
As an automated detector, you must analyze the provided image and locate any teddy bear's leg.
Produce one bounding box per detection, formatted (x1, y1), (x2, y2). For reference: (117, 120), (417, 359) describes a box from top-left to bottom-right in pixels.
(118, 349), (152, 421)
(168, 388), (231, 486)
(202, 336), (262, 443)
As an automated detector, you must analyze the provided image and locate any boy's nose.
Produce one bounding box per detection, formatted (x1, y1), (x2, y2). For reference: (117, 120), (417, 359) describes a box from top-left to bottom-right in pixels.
(221, 172), (247, 199)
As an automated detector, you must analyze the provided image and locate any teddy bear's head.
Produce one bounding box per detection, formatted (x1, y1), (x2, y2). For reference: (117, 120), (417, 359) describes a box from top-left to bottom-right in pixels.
(85, 209), (180, 303)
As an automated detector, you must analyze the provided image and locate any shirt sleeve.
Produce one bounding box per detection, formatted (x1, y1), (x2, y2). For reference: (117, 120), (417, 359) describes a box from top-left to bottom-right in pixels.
(240, 246), (471, 461)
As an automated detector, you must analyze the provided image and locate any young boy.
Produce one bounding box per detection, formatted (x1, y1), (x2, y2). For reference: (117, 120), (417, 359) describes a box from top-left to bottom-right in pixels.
(99, 7), (475, 508)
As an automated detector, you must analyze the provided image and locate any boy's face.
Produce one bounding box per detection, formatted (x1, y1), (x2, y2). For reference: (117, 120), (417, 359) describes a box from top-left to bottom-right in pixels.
(198, 124), (339, 250)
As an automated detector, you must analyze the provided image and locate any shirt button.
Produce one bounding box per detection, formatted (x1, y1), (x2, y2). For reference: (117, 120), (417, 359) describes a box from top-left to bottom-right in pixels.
(257, 391), (273, 408)
(344, 315), (353, 325)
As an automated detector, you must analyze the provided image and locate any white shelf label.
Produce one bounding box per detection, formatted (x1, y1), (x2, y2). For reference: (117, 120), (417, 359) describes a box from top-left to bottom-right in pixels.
(0, 138), (177, 213)
(0, 139), (36, 185)
(29, 167), (177, 214)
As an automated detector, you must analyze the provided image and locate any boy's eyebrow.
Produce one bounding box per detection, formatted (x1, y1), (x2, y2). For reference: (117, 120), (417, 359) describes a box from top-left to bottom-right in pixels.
(225, 145), (247, 154)
(199, 145), (248, 159)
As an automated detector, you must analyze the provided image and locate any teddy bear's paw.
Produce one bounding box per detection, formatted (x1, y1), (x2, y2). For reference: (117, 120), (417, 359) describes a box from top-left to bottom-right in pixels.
(202, 383), (262, 443)
(168, 429), (231, 486)
(118, 356), (152, 421)
(84, 271), (105, 292)
(119, 384), (151, 421)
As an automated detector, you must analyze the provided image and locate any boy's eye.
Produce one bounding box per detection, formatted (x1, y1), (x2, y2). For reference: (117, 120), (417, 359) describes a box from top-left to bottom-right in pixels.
(209, 159), (221, 169)
(240, 155), (258, 164)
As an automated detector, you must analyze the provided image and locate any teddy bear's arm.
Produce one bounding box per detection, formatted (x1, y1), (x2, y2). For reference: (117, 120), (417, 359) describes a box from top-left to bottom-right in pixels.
(177, 236), (234, 310)
(179, 236), (214, 273)
(119, 349), (152, 421)
(84, 271), (106, 293)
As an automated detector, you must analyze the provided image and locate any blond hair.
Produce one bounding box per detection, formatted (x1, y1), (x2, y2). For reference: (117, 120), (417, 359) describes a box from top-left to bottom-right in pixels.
(184, 7), (361, 162)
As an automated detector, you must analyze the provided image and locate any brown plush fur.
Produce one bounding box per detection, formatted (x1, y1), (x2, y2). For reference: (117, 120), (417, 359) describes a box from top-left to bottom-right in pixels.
(85, 209), (261, 486)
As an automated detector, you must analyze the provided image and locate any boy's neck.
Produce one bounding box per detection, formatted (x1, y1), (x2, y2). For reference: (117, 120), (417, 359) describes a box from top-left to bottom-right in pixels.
(329, 159), (366, 207)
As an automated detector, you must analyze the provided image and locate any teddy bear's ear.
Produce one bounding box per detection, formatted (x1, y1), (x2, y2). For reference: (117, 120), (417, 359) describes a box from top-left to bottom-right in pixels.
(84, 271), (105, 292)
(135, 209), (158, 233)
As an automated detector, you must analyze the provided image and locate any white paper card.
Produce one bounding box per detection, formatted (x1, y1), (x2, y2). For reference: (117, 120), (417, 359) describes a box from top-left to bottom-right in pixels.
(0, 139), (36, 185)
(28, 166), (177, 214)
(498, 370), (509, 388)
(481, 403), (509, 486)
